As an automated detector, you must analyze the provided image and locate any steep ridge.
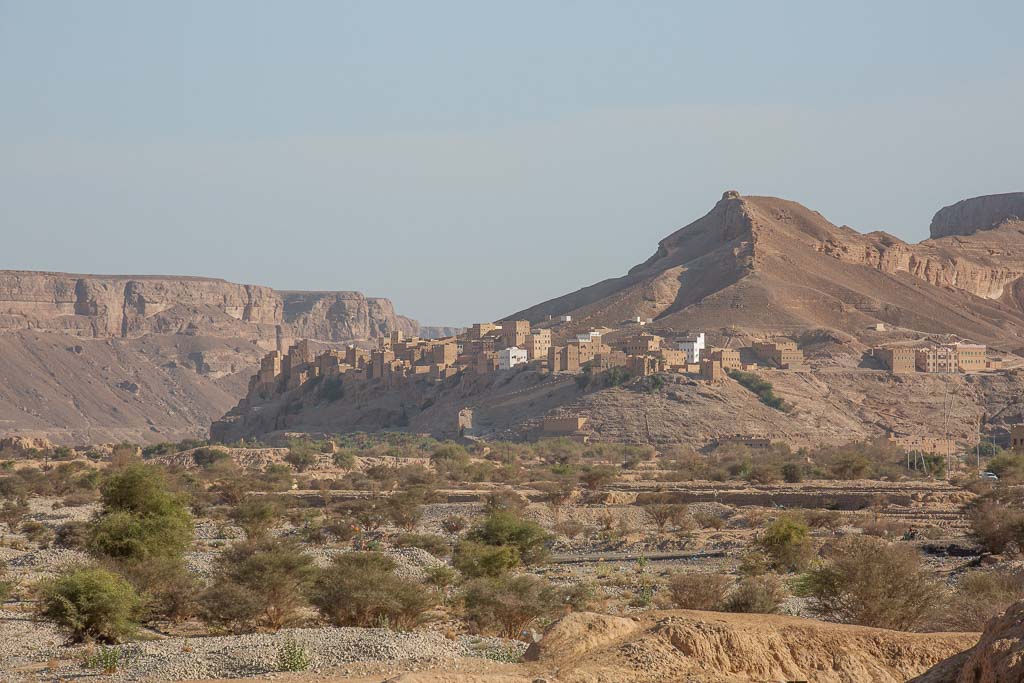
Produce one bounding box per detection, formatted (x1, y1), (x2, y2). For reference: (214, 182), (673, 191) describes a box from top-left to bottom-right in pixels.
(511, 192), (1024, 350)
(0, 271), (418, 444)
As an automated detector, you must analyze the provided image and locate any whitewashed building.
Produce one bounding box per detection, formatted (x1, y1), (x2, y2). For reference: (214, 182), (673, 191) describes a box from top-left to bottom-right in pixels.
(497, 346), (529, 370)
(676, 332), (706, 363)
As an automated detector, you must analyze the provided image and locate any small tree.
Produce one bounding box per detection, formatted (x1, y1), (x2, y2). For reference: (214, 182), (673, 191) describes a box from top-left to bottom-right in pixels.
(87, 464), (193, 563)
(757, 514), (813, 571)
(386, 486), (432, 531)
(460, 575), (561, 637)
(36, 566), (141, 643)
(802, 536), (942, 630)
(453, 541), (520, 578)
(309, 552), (433, 629)
(229, 496), (283, 540)
(285, 440), (318, 472)
(465, 511), (551, 566)
(202, 538), (315, 631)
(642, 503), (689, 533)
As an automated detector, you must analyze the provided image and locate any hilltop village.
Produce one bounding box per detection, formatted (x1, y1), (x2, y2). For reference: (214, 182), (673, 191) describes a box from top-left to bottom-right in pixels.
(224, 318), (1009, 454)
(242, 320), (798, 403)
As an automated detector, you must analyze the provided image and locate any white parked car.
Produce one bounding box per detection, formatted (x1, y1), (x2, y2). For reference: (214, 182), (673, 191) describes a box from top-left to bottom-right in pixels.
(981, 471), (999, 481)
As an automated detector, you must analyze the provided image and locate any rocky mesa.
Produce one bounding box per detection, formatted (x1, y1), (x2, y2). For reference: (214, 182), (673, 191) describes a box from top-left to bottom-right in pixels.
(0, 271), (418, 445)
(0, 271), (418, 344)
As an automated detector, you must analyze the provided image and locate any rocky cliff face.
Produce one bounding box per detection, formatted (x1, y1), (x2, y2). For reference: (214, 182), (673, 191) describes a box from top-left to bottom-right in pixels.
(0, 271), (417, 344)
(930, 192), (1024, 238)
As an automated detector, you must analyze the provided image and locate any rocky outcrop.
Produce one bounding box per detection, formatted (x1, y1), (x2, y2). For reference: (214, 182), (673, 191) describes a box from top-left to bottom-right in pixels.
(525, 610), (975, 683)
(930, 192), (1024, 238)
(0, 271), (417, 344)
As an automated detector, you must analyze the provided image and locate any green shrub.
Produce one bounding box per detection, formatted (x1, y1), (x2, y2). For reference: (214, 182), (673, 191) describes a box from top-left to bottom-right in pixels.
(464, 511), (551, 566)
(202, 539), (315, 631)
(87, 464), (193, 563)
(727, 370), (788, 411)
(460, 575), (561, 637)
(276, 638), (312, 671)
(331, 449), (356, 470)
(36, 566), (141, 642)
(83, 645), (134, 673)
(667, 573), (731, 610)
(309, 552), (433, 629)
(229, 496), (283, 540)
(781, 462), (804, 483)
(191, 448), (231, 469)
(800, 536), (942, 630)
(391, 533), (449, 557)
(757, 514), (813, 571)
(285, 440), (319, 472)
(453, 541), (520, 578)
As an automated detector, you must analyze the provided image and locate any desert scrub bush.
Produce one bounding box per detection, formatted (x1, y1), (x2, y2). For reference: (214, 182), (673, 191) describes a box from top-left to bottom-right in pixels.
(460, 575), (561, 637)
(21, 519), (54, 546)
(724, 575), (787, 614)
(117, 555), (199, 622)
(284, 440), (319, 472)
(781, 462), (804, 483)
(482, 489), (528, 515)
(726, 369), (788, 411)
(87, 463), (193, 563)
(453, 541), (521, 578)
(804, 509), (843, 532)
(390, 532), (449, 557)
(692, 510), (726, 530)
(191, 447), (231, 469)
(309, 552), (433, 629)
(441, 515), (468, 534)
(800, 536), (942, 630)
(0, 561), (14, 602)
(667, 573), (731, 610)
(757, 514), (813, 571)
(36, 565), (142, 643)
(939, 570), (1024, 631)
(639, 500), (690, 534)
(386, 486), (435, 530)
(462, 510), (551, 567)
(229, 495), (283, 540)
(276, 638), (312, 671)
(331, 448), (356, 470)
(968, 492), (1024, 554)
(202, 538), (315, 631)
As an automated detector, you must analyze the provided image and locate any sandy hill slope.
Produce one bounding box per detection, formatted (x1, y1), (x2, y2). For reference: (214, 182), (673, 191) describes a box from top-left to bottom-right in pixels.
(512, 191), (1024, 351)
(0, 271), (418, 445)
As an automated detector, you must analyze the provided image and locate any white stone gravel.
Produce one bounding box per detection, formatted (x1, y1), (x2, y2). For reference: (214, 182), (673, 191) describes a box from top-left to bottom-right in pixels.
(3, 623), (525, 682)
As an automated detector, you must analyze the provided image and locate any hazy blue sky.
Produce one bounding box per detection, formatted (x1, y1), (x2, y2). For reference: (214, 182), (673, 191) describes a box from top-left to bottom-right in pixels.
(2, 2), (1022, 325)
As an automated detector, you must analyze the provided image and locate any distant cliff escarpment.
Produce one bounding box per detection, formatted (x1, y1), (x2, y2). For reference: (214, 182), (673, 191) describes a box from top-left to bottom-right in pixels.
(930, 192), (1024, 238)
(0, 272), (418, 347)
(0, 271), (418, 445)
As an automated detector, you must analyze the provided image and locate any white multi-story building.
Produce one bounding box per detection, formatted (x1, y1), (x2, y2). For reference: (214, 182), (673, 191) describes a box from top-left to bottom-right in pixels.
(497, 346), (528, 370)
(575, 330), (602, 344)
(676, 332), (706, 363)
